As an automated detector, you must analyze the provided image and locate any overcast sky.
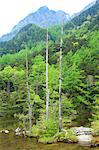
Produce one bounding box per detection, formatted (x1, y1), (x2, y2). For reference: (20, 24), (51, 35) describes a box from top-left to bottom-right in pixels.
(0, 0), (95, 37)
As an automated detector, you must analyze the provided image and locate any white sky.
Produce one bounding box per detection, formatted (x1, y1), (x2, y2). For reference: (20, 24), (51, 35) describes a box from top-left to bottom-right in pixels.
(0, 0), (95, 37)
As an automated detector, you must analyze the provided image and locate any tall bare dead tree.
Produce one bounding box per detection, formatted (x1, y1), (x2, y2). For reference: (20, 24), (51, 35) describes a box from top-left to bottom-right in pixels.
(26, 52), (32, 134)
(46, 28), (49, 121)
(59, 18), (64, 132)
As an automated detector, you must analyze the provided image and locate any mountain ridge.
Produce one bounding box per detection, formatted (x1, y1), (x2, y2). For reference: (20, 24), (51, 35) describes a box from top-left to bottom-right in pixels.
(0, 0), (98, 42)
(0, 6), (70, 42)
(71, 0), (96, 18)
(71, 0), (99, 27)
(0, 0), (98, 55)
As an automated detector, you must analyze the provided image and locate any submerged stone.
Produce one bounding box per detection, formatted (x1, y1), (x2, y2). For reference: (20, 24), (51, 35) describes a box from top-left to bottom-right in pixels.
(1, 130), (9, 134)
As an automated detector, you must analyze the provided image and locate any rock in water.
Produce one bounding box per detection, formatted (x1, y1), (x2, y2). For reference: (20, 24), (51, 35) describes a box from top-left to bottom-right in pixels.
(77, 135), (93, 146)
(72, 126), (93, 146)
(15, 127), (22, 136)
(1, 130), (9, 134)
(4, 130), (9, 134)
(15, 132), (22, 136)
(15, 127), (21, 133)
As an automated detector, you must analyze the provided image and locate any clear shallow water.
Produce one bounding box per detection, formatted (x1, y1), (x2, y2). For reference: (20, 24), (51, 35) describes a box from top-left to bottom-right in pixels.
(0, 132), (99, 150)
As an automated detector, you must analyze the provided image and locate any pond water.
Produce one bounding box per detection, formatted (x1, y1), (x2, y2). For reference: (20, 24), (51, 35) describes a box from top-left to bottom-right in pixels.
(0, 119), (98, 150)
(0, 132), (99, 150)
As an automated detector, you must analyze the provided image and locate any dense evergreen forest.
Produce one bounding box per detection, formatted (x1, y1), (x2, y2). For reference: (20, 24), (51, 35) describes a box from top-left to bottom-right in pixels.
(0, 1), (99, 143)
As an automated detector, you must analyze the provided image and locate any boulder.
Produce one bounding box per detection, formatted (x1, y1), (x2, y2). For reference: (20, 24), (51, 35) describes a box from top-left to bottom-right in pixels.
(4, 130), (9, 134)
(15, 132), (22, 136)
(77, 135), (93, 146)
(1, 130), (9, 134)
(0, 130), (9, 134)
(15, 127), (22, 136)
(15, 127), (21, 133)
(15, 127), (27, 137)
(72, 126), (93, 136)
(72, 127), (94, 146)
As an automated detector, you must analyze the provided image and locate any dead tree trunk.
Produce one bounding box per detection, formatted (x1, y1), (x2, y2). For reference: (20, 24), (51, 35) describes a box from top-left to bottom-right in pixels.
(26, 52), (32, 134)
(7, 81), (10, 94)
(59, 20), (63, 132)
(36, 82), (39, 95)
(23, 111), (26, 133)
(46, 28), (49, 121)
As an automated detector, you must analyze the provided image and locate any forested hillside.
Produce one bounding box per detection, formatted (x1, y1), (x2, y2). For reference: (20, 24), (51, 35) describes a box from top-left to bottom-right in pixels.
(72, 0), (99, 26)
(0, 24), (49, 55)
(0, 1), (99, 143)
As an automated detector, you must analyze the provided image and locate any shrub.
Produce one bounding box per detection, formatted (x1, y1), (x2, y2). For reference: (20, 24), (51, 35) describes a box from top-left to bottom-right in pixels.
(91, 120), (99, 135)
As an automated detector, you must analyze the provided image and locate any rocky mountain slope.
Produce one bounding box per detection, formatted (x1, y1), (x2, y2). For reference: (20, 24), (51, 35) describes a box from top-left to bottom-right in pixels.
(0, 6), (70, 42)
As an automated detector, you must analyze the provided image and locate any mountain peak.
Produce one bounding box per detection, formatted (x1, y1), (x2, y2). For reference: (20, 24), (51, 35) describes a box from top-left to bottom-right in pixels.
(38, 6), (49, 12)
(0, 6), (70, 41)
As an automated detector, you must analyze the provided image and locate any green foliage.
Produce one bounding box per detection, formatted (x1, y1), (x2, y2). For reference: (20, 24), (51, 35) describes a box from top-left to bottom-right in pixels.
(72, 1), (99, 27)
(0, 8), (98, 140)
(91, 120), (99, 135)
(0, 24), (48, 54)
(63, 63), (82, 91)
(32, 125), (41, 137)
(54, 129), (78, 143)
(65, 129), (78, 143)
(43, 118), (58, 138)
